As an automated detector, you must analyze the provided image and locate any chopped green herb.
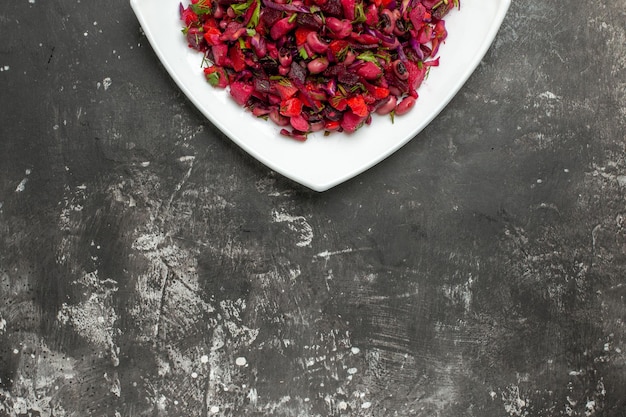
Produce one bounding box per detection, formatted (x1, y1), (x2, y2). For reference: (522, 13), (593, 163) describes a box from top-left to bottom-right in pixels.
(298, 47), (309, 60)
(231, 0), (254, 15)
(191, 0), (212, 15)
(356, 51), (380, 64)
(206, 71), (221, 87)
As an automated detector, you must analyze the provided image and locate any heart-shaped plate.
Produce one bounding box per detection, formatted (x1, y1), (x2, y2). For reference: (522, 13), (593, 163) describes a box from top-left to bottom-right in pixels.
(131, 0), (510, 191)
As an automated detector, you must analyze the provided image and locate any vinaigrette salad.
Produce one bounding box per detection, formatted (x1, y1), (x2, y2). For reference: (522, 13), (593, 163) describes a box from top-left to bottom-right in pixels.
(180, 0), (459, 139)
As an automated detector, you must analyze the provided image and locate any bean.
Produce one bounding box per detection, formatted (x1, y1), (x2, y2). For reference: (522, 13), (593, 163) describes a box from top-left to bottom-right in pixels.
(307, 57), (329, 74)
(306, 32), (329, 54)
(394, 96), (416, 116)
(392, 60), (409, 81)
(375, 96), (397, 115)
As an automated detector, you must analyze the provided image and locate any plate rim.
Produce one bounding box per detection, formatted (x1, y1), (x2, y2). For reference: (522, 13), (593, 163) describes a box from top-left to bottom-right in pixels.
(131, 0), (511, 191)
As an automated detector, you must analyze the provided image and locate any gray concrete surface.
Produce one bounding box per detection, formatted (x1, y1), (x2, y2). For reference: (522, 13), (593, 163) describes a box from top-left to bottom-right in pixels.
(0, 0), (625, 416)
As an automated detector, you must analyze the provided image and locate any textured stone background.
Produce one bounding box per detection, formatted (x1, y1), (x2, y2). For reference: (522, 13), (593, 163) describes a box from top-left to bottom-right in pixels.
(1, 0), (625, 416)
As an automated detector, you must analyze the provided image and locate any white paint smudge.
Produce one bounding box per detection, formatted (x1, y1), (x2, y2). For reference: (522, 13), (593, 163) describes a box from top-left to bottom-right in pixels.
(235, 357), (247, 366)
(57, 183), (88, 235)
(315, 248), (356, 259)
(104, 372), (122, 397)
(271, 209), (313, 247)
(0, 65), (9, 71)
(129, 222), (261, 411)
(0, 342), (74, 417)
(589, 163), (626, 188)
(56, 271), (120, 366)
(441, 273), (476, 312)
(15, 169), (31, 193)
(0, 317), (6, 334)
(314, 247), (373, 262)
(501, 385), (528, 416)
(132, 232), (165, 252)
(102, 77), (112, 90)
(247, 388), (258, 407)
(156, 395), (167, 410)
(538, 91), (560, 100)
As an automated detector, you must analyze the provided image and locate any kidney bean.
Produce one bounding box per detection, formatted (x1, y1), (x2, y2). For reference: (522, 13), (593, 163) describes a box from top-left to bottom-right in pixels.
(394, 96), (416, 115)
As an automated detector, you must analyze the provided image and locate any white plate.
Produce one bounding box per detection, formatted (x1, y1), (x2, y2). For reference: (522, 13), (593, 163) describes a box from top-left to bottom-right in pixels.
(131, 0), (510, 191)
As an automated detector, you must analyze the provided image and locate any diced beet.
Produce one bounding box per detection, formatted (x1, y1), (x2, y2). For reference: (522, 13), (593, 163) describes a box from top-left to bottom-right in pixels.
(337, 70), (359, 87)
(417, 25), (433, 45)
(296, 13), (323, 30)
(405, 59), (427, 91)
(340, 0), (356, 21)
(186, 27), (207, 51)
(260, 8), (282, 27)
(228, 43), (247, 72)
(356, 62), (382, 80)
(274, 81), (299, 100)
(432, 3), (452, 19)
(280, 97), (303, 117)
(229, 81), (254, 106)
(319, 0), (342, 17)
(211, 44), (230, 66)
(181, 7), (199, 26)
(254, 77), (272, 94)
(221, 21), (246, 42)
(268, 93), (282, 105)
(365, 3), (379, 26)
(259, 57), (278, 74)
(203, 27), (222, 46)
(346, 95), (368, 117)
(409, 3), (427, 32)
(288, 62), (307, 86)
(340, 110), (366, 133)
